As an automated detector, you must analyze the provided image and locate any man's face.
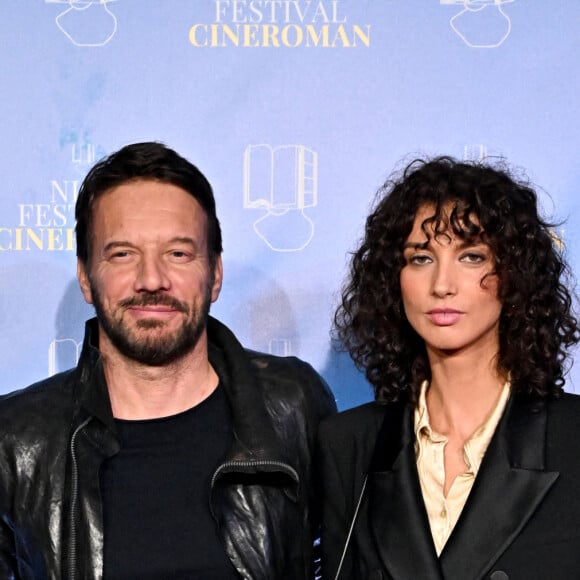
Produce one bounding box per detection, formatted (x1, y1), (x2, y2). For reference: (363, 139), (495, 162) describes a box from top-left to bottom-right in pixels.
(77, 180), (222, 366)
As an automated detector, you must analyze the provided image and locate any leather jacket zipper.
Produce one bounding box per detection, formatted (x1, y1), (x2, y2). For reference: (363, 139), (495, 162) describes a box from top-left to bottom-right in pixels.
(209, 459), (301, 578)
(65, 442), (298, 576)
(67, 417), (92, 580)
(210, 459), (299, 490)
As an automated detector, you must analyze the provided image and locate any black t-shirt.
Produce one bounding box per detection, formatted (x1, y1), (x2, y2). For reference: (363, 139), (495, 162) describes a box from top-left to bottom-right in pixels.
(100, 384), (240, 579)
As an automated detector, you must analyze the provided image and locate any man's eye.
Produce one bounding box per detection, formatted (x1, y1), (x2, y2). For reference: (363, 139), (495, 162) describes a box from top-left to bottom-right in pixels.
(169, 250), (192, 260)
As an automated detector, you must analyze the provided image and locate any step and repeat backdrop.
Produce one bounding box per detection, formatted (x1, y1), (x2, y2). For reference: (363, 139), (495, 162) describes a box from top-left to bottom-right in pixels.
(1, 1), (579, 409)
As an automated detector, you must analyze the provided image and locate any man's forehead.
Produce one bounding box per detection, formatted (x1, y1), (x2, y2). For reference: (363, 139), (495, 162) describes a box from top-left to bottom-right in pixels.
(92, 182), (205, 217)
(89, 182), (209, 242)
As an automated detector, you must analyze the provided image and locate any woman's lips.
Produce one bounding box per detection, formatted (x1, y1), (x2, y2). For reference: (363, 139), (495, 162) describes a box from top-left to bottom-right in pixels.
(426, 309), (464, 326)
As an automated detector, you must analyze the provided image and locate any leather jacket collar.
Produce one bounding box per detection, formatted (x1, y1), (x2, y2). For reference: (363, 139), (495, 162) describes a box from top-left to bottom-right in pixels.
(73, 316), (295, 478)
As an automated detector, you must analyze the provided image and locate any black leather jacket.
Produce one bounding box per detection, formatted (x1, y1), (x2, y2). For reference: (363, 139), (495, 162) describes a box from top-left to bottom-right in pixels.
(0, 317), (336, 579)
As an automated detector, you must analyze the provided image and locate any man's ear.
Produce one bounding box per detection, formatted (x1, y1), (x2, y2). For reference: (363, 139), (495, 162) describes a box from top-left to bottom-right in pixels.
(211, 255), (223, 303)
(77, 258), (94, 305)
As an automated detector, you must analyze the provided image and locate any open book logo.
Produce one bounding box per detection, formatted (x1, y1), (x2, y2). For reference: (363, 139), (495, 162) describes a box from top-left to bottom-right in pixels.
(47, 0), (119, 47)
(243, 144), (318, 252)
(463, 144), (488, 161)
(440, 0), (514, 48)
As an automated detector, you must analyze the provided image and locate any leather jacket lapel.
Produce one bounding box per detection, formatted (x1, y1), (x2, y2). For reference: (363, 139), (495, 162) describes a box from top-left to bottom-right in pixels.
(440, 395), (559, 580)
(368, 402), (443, 580)
(208, 318), (291, 464)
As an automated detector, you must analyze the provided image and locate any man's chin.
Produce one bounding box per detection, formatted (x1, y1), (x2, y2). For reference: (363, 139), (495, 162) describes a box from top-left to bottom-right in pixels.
(133, 318), (178, 336)
(123, 312), (189, 336)
(125, 326), (183, 348)
(116, 336), (190, 366)
(134, 318), (174, 330)
(108, 320), (205, 365)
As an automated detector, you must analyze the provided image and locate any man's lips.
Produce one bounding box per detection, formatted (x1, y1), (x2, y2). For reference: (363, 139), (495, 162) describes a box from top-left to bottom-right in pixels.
(426, 309), (464, 326)
(126, 305), (180, 319)
(119, 296), (188, 314)
(128, 305), (176, 312)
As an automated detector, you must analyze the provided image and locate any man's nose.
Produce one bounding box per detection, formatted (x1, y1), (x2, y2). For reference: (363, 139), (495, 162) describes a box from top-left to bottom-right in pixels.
(134, 254), (171, 292)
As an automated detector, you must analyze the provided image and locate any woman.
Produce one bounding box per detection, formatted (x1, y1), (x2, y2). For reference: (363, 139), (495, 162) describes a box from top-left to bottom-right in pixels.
(319, 157), (580, 580)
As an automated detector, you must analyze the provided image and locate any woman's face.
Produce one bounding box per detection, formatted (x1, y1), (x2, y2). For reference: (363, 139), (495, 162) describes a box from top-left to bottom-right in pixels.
(399, 204), (502, 359)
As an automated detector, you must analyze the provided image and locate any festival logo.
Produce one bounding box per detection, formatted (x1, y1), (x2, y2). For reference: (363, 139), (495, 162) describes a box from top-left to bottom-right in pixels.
(243, 144), (318, 252)
(190, 0), (371, 48)
(46, 0), (119, 47)
(0, 139), (104, 252)
(440, 0), (514, 48)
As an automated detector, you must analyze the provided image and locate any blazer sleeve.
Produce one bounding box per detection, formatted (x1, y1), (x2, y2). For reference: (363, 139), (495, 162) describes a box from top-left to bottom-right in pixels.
(317, 420), (355, 580)
(316, 403), (388, 580)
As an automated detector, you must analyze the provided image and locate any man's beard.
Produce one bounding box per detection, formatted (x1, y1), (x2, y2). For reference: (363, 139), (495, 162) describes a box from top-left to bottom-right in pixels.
(90, 280), (213, 367)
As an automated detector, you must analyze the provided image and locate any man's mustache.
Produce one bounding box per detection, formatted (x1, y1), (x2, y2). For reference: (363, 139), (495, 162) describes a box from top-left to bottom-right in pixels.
(118, 294), (189, 314)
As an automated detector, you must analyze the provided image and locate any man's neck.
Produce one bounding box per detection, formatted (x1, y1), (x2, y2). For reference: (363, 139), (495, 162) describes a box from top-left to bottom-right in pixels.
(99, 334), (219, 420)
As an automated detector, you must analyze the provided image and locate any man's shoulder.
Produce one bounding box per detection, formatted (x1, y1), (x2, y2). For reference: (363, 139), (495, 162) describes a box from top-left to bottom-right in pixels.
(245, 349), (337, 412)
(0, 370), (76, 433)
(246, 348), (321, 381)
(210, 317), (325, 386)
(208, 316), (337, 414)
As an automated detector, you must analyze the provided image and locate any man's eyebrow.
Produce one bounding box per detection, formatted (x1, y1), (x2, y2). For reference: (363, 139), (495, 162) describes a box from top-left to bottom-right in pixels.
(103, 237), (198, 253)
(103, 240), (135, 253)
(168, 237), (197, 246)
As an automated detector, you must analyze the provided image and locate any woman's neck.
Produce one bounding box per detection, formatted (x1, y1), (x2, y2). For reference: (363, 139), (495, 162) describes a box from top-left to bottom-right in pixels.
(426, 354), (507, 441)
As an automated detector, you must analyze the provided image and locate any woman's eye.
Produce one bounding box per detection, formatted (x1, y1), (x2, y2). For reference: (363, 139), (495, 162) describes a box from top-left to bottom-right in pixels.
(408, 254), (431, 265)
(461, 252), (486, 264)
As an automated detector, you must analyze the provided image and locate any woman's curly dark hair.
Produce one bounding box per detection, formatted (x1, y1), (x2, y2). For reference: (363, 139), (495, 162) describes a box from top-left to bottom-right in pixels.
(335, 156), (579, 404)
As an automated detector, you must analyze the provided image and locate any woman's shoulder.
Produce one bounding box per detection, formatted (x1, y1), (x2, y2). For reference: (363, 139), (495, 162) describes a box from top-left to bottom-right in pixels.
(536, 392), (580, 470)
(546, 391), (580, 422)
(319, 399), (404, 445)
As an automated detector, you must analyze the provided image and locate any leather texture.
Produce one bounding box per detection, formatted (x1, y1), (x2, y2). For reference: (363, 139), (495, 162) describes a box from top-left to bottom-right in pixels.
(0, 317), (337, 580)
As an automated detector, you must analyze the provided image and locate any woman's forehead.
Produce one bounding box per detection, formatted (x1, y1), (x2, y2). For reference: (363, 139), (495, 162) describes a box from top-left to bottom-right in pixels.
(409, 202), (483, 241)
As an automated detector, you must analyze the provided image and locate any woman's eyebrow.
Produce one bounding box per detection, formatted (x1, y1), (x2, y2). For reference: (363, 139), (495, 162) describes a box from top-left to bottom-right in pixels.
(402, 241), (429, 250)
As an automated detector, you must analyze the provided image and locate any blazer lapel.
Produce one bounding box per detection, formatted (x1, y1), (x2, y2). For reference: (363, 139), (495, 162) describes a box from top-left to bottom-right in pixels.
(368, 402), (443, 580)
(440, 395), (559, 580)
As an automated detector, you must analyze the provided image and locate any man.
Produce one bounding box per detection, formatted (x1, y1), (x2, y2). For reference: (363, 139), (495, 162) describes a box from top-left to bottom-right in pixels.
(0, 142), (336, 579)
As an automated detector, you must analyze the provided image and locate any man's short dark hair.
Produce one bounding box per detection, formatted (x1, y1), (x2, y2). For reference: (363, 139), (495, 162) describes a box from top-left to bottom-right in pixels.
(75, 142), (223, 267)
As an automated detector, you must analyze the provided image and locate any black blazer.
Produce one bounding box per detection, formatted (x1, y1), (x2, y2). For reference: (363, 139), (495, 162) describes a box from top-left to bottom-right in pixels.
(318, 392), (580, 580)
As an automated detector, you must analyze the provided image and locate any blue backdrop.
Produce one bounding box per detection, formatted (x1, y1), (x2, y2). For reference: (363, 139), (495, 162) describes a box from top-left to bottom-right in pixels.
(1, 1), (579, 409)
